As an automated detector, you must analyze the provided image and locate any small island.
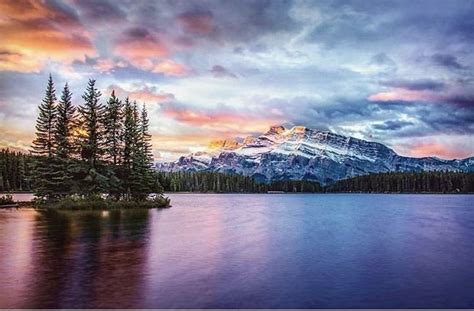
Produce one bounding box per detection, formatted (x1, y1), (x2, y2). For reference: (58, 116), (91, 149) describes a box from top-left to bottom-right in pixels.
(25, 75), (170, 209)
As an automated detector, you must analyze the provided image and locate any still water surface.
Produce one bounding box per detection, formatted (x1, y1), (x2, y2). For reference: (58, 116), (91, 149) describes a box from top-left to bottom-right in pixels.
(0, 193), (473, 308)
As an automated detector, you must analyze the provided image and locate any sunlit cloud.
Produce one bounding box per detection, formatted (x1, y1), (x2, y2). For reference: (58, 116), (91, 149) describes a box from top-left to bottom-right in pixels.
(0, 0), (473, 160)
(105, 84), (175, 105)
(0, 0), (96, 72)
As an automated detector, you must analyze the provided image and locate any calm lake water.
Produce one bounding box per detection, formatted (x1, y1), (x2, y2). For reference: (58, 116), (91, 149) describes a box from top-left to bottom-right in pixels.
(0, 193), (473, 308)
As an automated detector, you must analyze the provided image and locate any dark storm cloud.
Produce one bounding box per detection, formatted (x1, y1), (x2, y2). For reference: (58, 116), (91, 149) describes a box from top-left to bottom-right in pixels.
(372, 120), (414, 131)
(381, 79), (445, 91)
(418, 105), (474, 135)
(210, 65), (237, 78)
(305, 0), (474, 49)
(431, 54), (465, 70)
(72, 0), (126, 23)
(126, 0), (300, 44)
(444, 95), (474, 108)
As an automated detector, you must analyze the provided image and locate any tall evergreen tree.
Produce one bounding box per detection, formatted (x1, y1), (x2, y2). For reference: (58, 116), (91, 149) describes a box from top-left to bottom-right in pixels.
(55, 83), (75, 159)
(52, 83), (76, 197)
(104, 90), (124, 198)
(134, 104), (155, 198)
(32, 74), (56, 157)
(139, 104), (153, 167)
(104, 90), (123, 165)
(121, 98), (138, 199)
(78, 79), (104, 166)
(77, 79), (108, 194)
(31, 74), (58, 199)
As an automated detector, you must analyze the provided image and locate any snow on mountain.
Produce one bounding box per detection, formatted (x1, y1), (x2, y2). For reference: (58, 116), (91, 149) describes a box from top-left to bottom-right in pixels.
(156, 126), (474, 185)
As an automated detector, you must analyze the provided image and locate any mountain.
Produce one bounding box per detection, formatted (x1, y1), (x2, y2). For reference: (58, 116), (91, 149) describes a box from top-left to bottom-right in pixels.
(156, 125), (474, 185)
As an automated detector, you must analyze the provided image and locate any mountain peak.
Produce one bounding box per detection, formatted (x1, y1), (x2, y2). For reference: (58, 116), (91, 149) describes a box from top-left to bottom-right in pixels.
(208, 138), (239, 151)
(158, 125), (474, 185)
(265, 125), (286, 135)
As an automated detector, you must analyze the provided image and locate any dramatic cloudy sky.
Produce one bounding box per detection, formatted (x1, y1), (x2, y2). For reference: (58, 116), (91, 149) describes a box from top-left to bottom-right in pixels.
(0, 0), (473, 160)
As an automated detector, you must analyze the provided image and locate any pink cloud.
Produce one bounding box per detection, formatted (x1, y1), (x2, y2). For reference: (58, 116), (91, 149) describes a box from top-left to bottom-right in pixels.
(0, 0), (96, 72)
(177, 11), (214, 35)
(151, 60), (189, 76)
(162, 106), (284, 135)
(368, 89), (439, 102)
(105, 85), (175, 105)
(395, 141), (472, 159)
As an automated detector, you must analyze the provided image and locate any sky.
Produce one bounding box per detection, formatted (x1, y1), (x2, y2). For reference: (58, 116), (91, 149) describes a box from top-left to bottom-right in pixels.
(0, 0), (473, 161)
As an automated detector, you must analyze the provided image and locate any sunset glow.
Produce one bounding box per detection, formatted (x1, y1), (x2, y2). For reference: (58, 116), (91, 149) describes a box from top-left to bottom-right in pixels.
(0, 0), (473, 160)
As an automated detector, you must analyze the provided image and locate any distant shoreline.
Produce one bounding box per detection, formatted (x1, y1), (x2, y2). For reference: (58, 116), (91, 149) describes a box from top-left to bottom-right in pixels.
(2, 191), (473, 196)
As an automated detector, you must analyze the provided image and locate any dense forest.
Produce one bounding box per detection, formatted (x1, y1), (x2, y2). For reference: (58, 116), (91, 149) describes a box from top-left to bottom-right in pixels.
(156, 171), (473, 193)
(156, 171), (266, 192)
(0, 149), (33, 192)
(328, 171), (474, 193)
(16, 75), (169, 207)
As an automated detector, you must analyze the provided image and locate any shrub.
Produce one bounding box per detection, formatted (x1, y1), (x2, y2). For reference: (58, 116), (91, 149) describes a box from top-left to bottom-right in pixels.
(0, 194), (15, 205)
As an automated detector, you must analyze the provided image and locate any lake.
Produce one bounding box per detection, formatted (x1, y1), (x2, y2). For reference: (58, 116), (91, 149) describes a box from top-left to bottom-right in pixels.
(0, 193), (473, 308)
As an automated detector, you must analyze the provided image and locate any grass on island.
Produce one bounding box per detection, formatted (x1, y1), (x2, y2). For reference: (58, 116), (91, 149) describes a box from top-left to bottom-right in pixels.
(0, 194), (16, 206)
(33, 194), (171, 210)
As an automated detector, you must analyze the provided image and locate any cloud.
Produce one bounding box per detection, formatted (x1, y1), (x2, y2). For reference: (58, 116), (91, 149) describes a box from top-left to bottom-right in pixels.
(395, 139), (474, 160)
(112, 27), (190, 76)
(381, 79), (445, 91)
(0, 0), (96, 72)
(161, 101), (284, 135)
(368, 90), (437, 102)
(210, 65), (237, 78)
(93, 58), (127, 73)
(372, 120), (414, 131)
(177, 10), (214, 35)
(431, 53), (465, 70)
(105, 85), (175, 105)
(114, 27), (168, 62)
(72, 0), (126, 23)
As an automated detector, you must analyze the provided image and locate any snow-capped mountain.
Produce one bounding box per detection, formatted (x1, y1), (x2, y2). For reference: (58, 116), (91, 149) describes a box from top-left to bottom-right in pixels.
(156, 126), (474, 185)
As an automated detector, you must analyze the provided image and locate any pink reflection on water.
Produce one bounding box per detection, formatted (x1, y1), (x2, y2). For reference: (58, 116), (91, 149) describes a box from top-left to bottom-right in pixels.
(0, 209), (35, 307)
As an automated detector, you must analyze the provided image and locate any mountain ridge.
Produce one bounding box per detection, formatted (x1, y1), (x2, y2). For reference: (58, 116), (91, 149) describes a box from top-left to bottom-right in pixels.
(156, 125), (474, 185)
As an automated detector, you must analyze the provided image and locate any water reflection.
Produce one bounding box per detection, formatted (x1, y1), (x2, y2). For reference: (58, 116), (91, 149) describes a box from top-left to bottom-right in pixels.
(5, 209), (151, 308)
(1, 194), (474, 308)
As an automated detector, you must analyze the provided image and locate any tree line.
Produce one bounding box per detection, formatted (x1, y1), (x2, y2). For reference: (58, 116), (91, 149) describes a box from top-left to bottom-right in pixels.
(0, 149), (33, 192)
(2, 142), (473, 194)
(29, 75), (163, 203)
(328, 171), (474, 193)
(156, 171), (267, 192)
(156, 171), (323, 193)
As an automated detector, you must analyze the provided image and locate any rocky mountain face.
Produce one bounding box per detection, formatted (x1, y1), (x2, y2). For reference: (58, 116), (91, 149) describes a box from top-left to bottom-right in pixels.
(156, 126), (474, 185)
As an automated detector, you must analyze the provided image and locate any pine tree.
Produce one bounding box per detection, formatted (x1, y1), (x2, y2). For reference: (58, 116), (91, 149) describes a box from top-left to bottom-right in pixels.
(31, 74), (58, 199)
(103, 90), (124, 199)
(52, 83), (76, 197)
(129, 101), (145, 199)
(55, 83), (75, 159)
(121, 98), (138, 199)
(79, 79), (104, 166)
(133, 104), (156, 198)
(77, 79), (108, 194)
(104, 90), (123, 165)
(32, 74), (56, 157)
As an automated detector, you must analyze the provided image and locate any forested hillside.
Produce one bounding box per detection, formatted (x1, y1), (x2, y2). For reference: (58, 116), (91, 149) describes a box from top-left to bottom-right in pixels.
(328, 171), (474, 193)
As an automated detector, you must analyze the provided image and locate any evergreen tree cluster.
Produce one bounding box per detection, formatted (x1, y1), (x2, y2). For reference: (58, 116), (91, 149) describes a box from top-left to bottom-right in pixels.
(156, 171), (266, 193)
(30, 75), (162, 202)
(156, 171), (324, 193)
(266, 180), (323, 193)
(328, 171), (474, 193)
(0, 149), (33, 192)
